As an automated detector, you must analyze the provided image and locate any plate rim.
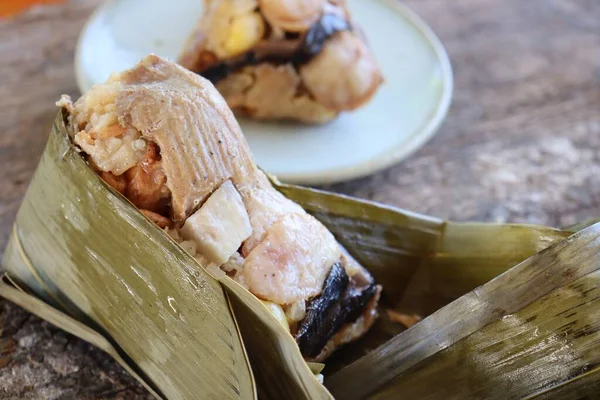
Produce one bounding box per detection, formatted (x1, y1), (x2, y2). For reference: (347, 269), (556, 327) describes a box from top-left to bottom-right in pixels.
(74, 0), (453, 185)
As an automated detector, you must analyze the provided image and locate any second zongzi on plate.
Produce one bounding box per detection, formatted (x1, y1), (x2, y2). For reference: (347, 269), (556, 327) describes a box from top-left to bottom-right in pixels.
(178, 0), (384, 123)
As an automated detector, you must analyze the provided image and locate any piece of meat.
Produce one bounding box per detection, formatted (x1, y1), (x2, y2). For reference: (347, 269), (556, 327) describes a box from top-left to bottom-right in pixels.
(179, 180), (252, 266)
(124, 143), (170, 214)
(299, 30), (383, 110)
(223, 63), (338, 123)
(114, 55), (261, 221)
(242, 213), (341, 304)
(98, 171), (127, 194)
(259, 0), (326, 32)
(140, 209), (172, 229)
(239, 180), (306, 256)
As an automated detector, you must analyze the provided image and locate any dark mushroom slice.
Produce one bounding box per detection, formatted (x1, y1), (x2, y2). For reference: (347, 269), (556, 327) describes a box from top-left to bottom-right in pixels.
(296, 263), (378, 358)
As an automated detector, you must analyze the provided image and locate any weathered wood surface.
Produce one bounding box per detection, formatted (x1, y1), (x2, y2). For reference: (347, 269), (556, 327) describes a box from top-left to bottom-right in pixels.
(1, 0), (599, 398)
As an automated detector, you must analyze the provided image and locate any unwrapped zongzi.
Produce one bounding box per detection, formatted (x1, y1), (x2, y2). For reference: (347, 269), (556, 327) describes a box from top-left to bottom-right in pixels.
(178, 0), (384, 123)
(57, 54), (381, 361)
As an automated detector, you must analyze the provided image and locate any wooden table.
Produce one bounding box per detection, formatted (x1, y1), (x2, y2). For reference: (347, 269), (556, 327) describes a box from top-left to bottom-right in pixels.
(1, 0), (599, 398)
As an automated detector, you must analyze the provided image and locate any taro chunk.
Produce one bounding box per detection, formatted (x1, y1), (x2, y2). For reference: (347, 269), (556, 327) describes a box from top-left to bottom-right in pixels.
(180, 181), (252, 265)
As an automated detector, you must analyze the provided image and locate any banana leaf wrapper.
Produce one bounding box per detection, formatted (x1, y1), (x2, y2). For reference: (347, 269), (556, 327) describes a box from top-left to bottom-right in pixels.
(0, 111), (595, 399)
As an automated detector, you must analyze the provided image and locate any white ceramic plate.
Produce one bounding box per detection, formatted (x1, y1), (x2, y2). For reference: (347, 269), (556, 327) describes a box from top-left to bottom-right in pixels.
(75, 0), (452, 184)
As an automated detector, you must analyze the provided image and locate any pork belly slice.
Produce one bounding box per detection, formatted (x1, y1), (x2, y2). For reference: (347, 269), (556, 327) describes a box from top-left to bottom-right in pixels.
(239, 182), (306, 256)
(242, 213), (342, 305)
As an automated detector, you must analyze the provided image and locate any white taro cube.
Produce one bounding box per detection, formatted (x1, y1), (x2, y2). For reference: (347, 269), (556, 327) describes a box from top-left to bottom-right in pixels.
(180, 180), (252, 266)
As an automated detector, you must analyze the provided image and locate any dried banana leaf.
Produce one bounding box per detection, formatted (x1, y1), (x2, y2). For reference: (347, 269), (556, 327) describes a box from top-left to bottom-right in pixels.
(276, 181), (570, 315)
(325, 222), (600, 399)
(273, 181), (574, 374)
(2, 112), (256, 400)
(1, 111), (333, 400)
(220, 278), (332, 399)
(0, 110), (592, 400)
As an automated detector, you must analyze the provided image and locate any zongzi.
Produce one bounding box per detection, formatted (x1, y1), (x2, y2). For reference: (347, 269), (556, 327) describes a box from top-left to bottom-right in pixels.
(178, 0), (384, 123)
(57, 54), (381, 361)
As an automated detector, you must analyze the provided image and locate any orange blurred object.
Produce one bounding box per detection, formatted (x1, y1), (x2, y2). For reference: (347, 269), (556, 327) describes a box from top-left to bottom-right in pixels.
(0, 0), (67, 18)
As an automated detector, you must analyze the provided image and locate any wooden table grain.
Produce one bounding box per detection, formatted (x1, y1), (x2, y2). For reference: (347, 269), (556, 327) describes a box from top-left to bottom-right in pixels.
(1, 0), (600, 398)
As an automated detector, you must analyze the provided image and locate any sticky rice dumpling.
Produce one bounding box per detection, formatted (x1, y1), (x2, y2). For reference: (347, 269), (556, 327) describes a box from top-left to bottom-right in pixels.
(57, 55), (381, 361)
(178, 0), (384, 123)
